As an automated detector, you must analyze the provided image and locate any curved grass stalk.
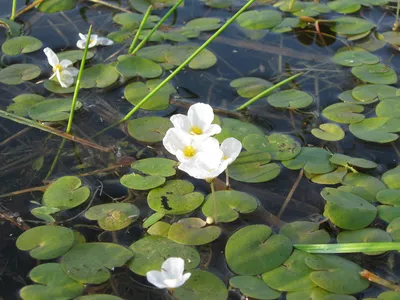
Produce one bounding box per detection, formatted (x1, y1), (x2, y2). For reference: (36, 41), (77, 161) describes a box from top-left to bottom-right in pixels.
(128, 5), (152, 54)
(294, 242), (400, 253)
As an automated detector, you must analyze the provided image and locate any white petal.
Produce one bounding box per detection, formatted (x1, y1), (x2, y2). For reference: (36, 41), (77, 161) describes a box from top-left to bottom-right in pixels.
(65, 67), (79, 77)
(221, 137), (242, 164)
(178, 161), (210, 179)
(78, 33), (87, 40)
(55, 69), (64, 87)
(196, 137), (221, 154)
(146, 271), (167, 289)
(170, 114), (191, 133)
(60, 59), (73, 68)
(89, 39), (97, 48)
(97, 37), (114, 46)
(43, 47), (59, 67)
(76, 40), (86, 49)
(59, 71), (74, 88)
(162, 128), (189, 156)
(188, 103), (214, 130)
(161, 257), (184, 280)
(181, 272), (191, 284)
(202, 124), (222, 136)
(49, 72), (56, 80)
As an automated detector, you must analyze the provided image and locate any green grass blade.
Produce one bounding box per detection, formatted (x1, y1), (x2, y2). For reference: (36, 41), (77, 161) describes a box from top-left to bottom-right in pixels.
(129, 5), (152, 54)
(294, 242), (400, 253)
(11, 0), (17, 21)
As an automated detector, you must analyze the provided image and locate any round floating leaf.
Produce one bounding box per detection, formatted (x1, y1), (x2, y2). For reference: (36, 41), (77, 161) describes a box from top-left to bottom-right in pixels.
(136, 44), (171, 62)
(272, 17), (304, 33)
(168, 218), (221, 245)
(147, 221), (171, 236)
(31, 206), (60, 223)
(131, 158), (177, 177)
(328, 0), (361, 14)
(321, 188), (377, 230)
(282, 147), (334, 174)
(286, 287), (331, 300)
(330, 153), (377, 169)
(268, 89), (313, 109)
(20, 263), (84, 300)
(352, 84), (390, 103)
(331, 17), (375, 35)
(228, 151), (281, 183)
(124, 79), (175, 111)
(342, 173), (386, 197)
(230, 275), (281, 299)
(127, 116), (172, 143)
(76, 296), (123, 300)
(57, 50), (94, 64)
(43, 176), (90, 210)
(143, 212), (165, 228)
(376, 99), (400, 118)
(381, 31), (400, 46)
(81, 64), (119, 89)
(165, 45), (217, 69)
(202, 190), (258, 223)
(305, 254), (369, 294)
(236, 10), (282, 30)
(37, 0), (77, 12)
(113, 12), (159, 29)
(225, 225), (293, 275)
(2, 36), (43, 55)
(382, 165), (400, 189)
(387, 217), (400, 241)
(7, 94), (45, 116)
(230, 77), (273, 98)
(215, 117), (264, 143)
(349, 117), (400, 143)
(186, 17), (222, 31)
(311, 167), (348, 185)
(44, 80), (75, 93)
(0, 17), (22, 36)
(292, 3), (330, 17)
(16, 225), (74, 260)
(147, 180), (204, 215)
(242, 133), (301, 160)
(338, 180), (380, 202)
(0, 64), (41, 85)
(337, 228), (392, 255)
(378, 205), (400, 223)
(174, 270), (228, 300)
(351, 63), (397, 84)
(377, 189), (400, 206)
(121, 173), (166, 190)
(128, 235), (199, 275)
(311, 123), (345, 141)
(116, 56), (162, 78)
(62, 243), (133, 284)
(29, 98), (82, 122)
(279, 221), (330, 244)
(262, 250), (315, 292)
(85, 203), (140, 231)
(339, 90), (375, 105)
(322, 103), (364, 124)
(332, 50), (378, 67)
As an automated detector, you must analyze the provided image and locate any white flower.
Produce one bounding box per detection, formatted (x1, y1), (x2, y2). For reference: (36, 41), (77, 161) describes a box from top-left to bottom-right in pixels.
(170, 103), (221, 140)
(76, 33), (114, 49)
(146, 257), (191, 289)
(43, 47), (79, 88)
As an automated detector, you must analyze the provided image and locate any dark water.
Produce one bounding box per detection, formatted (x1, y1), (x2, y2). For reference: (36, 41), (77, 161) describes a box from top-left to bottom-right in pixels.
(0, 0), (400, 299)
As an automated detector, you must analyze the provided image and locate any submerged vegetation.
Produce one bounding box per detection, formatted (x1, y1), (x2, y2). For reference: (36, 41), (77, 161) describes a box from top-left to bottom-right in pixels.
(2, 0), (400, 299)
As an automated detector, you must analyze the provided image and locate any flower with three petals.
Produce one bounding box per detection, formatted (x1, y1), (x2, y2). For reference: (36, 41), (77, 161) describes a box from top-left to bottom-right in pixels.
(76, 33), (114, 49)
(146, 257), (191, 289)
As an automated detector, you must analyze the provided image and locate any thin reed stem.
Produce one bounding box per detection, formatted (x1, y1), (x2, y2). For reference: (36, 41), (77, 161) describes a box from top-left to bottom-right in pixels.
(45, 138), (66, 180)
(87, 0), (131, 13)
(210, 180), (218, 224)
(129, 5), (152, 54)
(11, 0), (17, 21)
(15, 0), (44, 18)
(294, 242), (400, 253)
(394, 0), (400, 30)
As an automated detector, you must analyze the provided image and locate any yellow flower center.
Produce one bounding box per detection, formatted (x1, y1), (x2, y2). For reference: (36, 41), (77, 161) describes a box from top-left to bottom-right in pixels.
(190, 126), (203, 135)
(223, 155), (228, 160)
(183, 146), (196, 157)
(53, 64), (63, 72)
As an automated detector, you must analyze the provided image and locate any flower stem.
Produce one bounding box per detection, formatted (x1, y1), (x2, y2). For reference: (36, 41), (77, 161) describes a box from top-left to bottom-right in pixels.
(360, 270), (400, 291)
(128, 5), (152, 54)
(130, 0), (184, 55)
(11, 0), (17, 21)
(210, 180), (218, 224)
(235, 72), (304, 111)
(225, 168), (230, 188)
(66, 25), (92, 134)
(294, 242), (400, 253)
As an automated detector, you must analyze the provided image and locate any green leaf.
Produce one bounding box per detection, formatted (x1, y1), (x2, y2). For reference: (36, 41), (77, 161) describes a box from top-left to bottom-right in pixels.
(377, 189), (400, 206)
(57, 50), (94, 64)
(75, 295), (123, 300)
(351, 63), (397, 84)
(0, 64), (41, 85)
(381, 31), (400, 46)
(342, 172), (386, 197)
(378, 205), (400, 223)
(7, 94), (45, 116)
(286, 287), (330, 300)
(16, 225), (74, 259)
(121, 173), (166, 190)
(352, 84), (391, 103)
(215, 117), (264, 143)
(349, 117), (400, 143)
(168, 218), (221, 245)
(0, 18), (22, 36)
(143, 212), (165, 228)
(311, 123), (345, 141)
(81, 64), (119, 89)
(2, 36), (43, 55)
(230, 77), (273, 98)
(236, 10), (282, 30)
(131, 158), (177, 176)
(165, 44), (217, 69)
(136, 44), (171, 62)
(127, 116), (172, 143)
(330, 153), (377, 169)
(376, 99), (400, 118)
(116, 56), (163, 78)
(328, 0), (361, 14)
(310, 167), (348, 185)
(147, 221), (171, 236)
(279, 221), (330, 244)
(333, 50), (378, 67)
(230, 275), (281, 299)
(268, 89), (313, 109)
(44, 80), (75, 94)
(37, 0), (77, 12)
(331, 16), (375, 35)
(29, 99), (82, 122)
(322, 103), (364, 124)
(282, 147), (334, 174)
(31, 206), (60, 223)
(387, 217), (400, 242)
(186, 17), (222, 31)
(382, 165), (400, 189)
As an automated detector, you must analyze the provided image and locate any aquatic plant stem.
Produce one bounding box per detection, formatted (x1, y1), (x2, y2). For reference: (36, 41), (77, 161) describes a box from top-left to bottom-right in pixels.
(128, 5), (152, 54)
(360, 270), (400, 291)
(294, 242), (400, 253)
(210, 180), (218, 224)
(11, 0), (17, 21)
(87, 0), (132, 13)
(225, 169), (230, 188)
(278, 169), (303, 218)
(15, 0), (44, 18)
(235, 72), (304, 111)
(44, 138), (66, 180)
(130, 0), (185, 55)
(394, 0), (400, 30)
(66, 25), (92, 134)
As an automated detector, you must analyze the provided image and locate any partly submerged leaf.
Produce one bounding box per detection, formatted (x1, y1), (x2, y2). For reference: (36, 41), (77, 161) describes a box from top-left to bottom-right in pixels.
(2, 36), (43, 55)
(29, 99), (82, 122)
(230, 77), (273, 98)
(7, 94), (45, 116)
(311, 123), (345, 141)
(351, 63), (397, 84)
(282, 147), (334, 174)
(81, 64), (119, 89)
(127, 116), (172, 143)
(230, 275), (281, 299)
(349, 117), (400, 143)
(268, 89), (313, 109)
(0, 64), (41, 85)
(236, 10), (282, 30)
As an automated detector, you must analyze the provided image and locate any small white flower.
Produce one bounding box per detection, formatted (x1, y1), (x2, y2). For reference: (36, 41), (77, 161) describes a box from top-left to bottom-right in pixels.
(43, 47), (79, 88)
(170, 103), (221, 140)
(146, 257), (191, 289)
(76, 33), (114, 49)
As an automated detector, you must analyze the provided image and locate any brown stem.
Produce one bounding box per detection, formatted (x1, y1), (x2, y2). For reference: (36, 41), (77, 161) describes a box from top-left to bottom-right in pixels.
(15, 0), (45, 18)
(278, 169), (304, 218)
(0, 127), (31, 147)
(360, 270), (400, 291)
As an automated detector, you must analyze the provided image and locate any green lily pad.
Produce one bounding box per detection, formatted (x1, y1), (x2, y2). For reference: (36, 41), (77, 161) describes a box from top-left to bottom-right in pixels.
(230, 275), (281, 299)
(381, 31), (400, 46)
(242, 133), (301, 160)
(338, 181), (380, 202)
(186, 17), (222, 31)
(124, 79), (175, 111)
(168, 218), (221, 245)
(376, 99), (400, 118)
(143, 212), (166, 228)
(305, 254), (369, 294)
(62, 243), (133, 284)
(228, 151), (281, 183)
(321, 188), (377, 230)
(339, 89), (377, 105)
(7, 94), (45, 116)
(121, 173), (166, 190)
(57, 50), (94, 64)
(286, 287), (331, 300)
(352, 84), (390, 103)
(31, 206), (60, 223)
(116, 56), (162, 78)
(147, 180), (204, 215)
(349, 117), (400, 143)
(272, 17), (305, 33)
(236, 10), (282, 30)
(136, 44), (171, 63)
(42, 176), (90, 210)
(337, 228), (392, 255)
(331, 16), (375, 35)
(202, 190), (258, 223)
(44, 80), (75, 93)
(84, 203), (140, 231)
(310, 167), (348, 185)
(371, 292), (400, 300)
(0, 64), (41, 85)
(351, 63), (397, 84)
(268, 89), (313, 109)
(16, 225), (74, 259)
(37, 0), (77, 12)
(127, 116), (172, 143)
(230, 77), (273, 98)
(0, 18), (22, 36)
(113, 12), (159, 29)
(282, 147), (334, 174)
(147, 221), (171, 236)
(292, 3), (330, 17)
(328, 0), (361, 14)
(225, 225), (292, 275)
(342, 172), (386, 197)
(20, 263), (84, 300)
(215, 117), (264, 143)
(377, 189), (400, 206)
(330, 153), (377, 169)
(312, 123), (345, 141)
(387, 217), (400, 241)
(165, 44), (217, 69)
(174, 269), (228, 300)
(131, 158), (177, 177)
(76, 296), (123, 300)
(378, 205), (400, 223)
(279, 221), (330, 244)
(332, 50), (379, 67)
(322, 103), (364, 124)
(262, 250), (315, 292)
(81, 64), (119, 89)
(128, 235), (199, 275)
(2, 36), (43, 55)
(382, 166), (400, 189)
(29, 98), (82, 122)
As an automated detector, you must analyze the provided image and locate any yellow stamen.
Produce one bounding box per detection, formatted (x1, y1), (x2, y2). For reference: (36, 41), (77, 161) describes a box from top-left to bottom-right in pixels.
(190, 126), (203, 135)
(53, 64), (63, 72)
(183, 146), (196, 157)
(223, 155), (228, 160)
